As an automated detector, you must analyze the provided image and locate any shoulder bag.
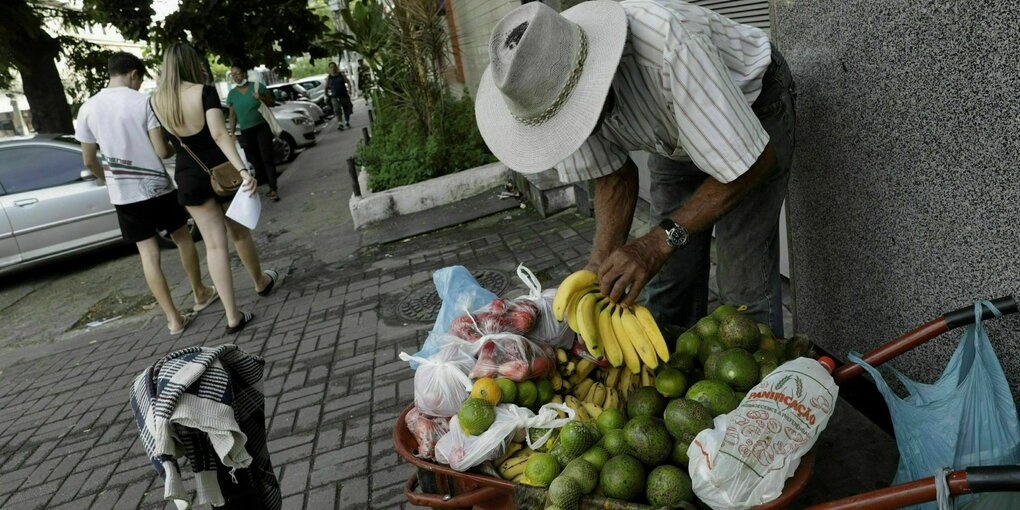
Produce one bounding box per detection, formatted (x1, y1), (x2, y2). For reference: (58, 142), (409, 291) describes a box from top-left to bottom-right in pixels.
(150, 98), (243, 197)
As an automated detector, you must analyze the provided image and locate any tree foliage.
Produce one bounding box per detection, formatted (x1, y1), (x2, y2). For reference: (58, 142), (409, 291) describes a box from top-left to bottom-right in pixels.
(320, 0), (389, 71)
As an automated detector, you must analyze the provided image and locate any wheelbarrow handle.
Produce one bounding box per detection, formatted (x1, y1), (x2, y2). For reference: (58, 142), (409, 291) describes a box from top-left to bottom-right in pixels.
(403, 472), (505, 508)
(804, 464), (1020, 510)
(833, 295), (1016, 385)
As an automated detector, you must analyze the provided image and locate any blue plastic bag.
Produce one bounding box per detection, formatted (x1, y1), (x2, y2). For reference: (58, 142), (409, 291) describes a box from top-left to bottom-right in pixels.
(848, 301), (1020, 509)
(410, 266), (497, 368)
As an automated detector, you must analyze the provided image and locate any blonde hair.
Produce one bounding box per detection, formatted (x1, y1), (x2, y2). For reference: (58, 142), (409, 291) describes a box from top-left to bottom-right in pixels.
(152, 43), (207, 132)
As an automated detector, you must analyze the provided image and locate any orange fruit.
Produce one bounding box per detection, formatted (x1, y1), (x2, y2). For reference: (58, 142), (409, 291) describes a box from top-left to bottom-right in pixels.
(470, 378), (502, 406)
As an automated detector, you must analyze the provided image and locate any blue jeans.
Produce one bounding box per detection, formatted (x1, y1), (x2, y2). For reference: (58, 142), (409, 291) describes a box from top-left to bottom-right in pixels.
(643, 46), (797, 336)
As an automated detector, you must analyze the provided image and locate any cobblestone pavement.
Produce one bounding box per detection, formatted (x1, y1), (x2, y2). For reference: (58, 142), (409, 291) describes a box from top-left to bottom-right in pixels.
(0, 104), (897, 509)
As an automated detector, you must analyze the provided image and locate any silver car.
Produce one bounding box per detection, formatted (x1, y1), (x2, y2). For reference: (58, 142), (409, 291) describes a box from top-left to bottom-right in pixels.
(0, 136), (194, 275)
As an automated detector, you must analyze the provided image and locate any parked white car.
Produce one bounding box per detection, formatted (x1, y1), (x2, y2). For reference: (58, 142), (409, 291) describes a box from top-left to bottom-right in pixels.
(266, 83), (325, 124)
(270, 108), (316, 163)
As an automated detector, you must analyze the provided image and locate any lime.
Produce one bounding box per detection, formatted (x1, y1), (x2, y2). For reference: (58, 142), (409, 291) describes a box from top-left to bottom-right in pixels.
(703, 351), (723, 380)
(758, 322), (775, 339)
(495, 377), (517, 404)
(536, 378), (555, 405)
(600, 454), (645, 502)
(601, 428), (629, 456)
(676, 330), (702, 358)
(470, 378), (502, 406)
(668, 352), (695, 373)
(759, 359), (779, 380)
(524, 452), (561, 487)
(458, 398), (495, 435)
(711, 304), (740, 320)
(655, 368), (688, 398)
(626, 387), (667, 419)
(714, 349), (760, 391)
(595, 408), (627, 435)
(698, 336), (726, 366)
(694, 317), (720, 341)
(516, 380), (538, 408)
(562, 458), (599, 494)
(754, 349), (779, 365)
(581, 445), (610, 470)
(685, 380), (740, 417)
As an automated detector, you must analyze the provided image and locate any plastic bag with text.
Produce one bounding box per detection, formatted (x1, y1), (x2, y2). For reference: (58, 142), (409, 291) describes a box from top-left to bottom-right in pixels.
(398, 344), (475, 418)
(689, 358), (838, 510)
(468, 333), (556, 381)
(434, 403), (574, 472)
(512, 265), (573, 348)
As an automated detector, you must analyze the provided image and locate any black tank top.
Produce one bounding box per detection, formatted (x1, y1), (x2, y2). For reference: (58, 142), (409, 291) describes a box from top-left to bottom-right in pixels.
(164, 85), (229, 173)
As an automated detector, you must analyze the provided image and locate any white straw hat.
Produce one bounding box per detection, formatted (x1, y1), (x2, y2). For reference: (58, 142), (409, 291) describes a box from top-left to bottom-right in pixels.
(475, 1), (627, 174)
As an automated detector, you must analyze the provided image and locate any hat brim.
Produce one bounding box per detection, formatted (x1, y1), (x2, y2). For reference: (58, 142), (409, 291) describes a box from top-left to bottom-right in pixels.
(475, 1), (627, 175)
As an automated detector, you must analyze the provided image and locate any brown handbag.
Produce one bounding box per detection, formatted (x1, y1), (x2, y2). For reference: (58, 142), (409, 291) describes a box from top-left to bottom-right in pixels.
(150, 99), (244, 196)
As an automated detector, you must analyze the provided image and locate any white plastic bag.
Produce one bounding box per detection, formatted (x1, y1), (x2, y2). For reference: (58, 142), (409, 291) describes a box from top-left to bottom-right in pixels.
(514, 265), (572, 348)
(688, 358), (838, 510)
(434, 403), (574, 472)
(398, 344), (474, 418)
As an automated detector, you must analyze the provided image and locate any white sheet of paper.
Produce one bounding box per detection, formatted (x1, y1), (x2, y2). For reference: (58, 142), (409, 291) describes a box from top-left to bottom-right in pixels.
(225, 189), (261, 230)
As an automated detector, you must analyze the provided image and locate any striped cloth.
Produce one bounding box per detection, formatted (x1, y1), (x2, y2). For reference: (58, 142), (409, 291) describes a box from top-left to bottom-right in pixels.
(555, 0), (772, 184)
(130, 345), (281, 510)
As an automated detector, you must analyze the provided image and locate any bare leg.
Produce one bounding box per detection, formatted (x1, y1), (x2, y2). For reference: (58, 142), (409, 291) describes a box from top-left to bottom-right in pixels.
(136, 237), (185, 330)
(169, 225), (214, 306)
(221, 205), (271, 292)
(187, 199), (243, 327)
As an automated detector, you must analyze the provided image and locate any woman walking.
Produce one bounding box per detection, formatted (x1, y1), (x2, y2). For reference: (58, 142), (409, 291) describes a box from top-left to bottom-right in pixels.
(150, 43), (279, 334)
(227, 65), (280, 201)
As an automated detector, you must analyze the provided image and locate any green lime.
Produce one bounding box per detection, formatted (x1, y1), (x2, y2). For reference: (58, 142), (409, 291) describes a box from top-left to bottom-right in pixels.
(626, 387), (667, 419)
(714, 349), (760, 391)
(698, 336), (726, 366)
(495, 377), (517, 404)
(695, 317), (720, 341)
(536, 378), (554, 405)
(664, 398), (714, 439)
(516, 380), (538, 408)
(580, 445), (610, 470)
(596, 408), (627, 435)
(711, 304), (740, 320)
(524, 452), (561, 487)
(655, 368), (688, 398)
(676, 330), (702, 358)
(458, 398), (495, 435)
(685, 380), (739, 417)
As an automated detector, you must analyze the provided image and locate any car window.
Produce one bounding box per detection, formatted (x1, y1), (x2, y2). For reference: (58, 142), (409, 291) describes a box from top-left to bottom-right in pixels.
(272, 88), (290, 102)
(0, 146), (84, 194)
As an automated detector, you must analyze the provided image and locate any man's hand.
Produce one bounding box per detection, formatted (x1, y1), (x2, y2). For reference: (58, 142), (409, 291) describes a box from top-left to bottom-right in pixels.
(598, 230), (673, 308)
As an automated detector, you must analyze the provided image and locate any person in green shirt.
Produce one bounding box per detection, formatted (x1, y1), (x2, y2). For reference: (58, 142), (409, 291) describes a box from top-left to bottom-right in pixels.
(227, 65), (281, 201)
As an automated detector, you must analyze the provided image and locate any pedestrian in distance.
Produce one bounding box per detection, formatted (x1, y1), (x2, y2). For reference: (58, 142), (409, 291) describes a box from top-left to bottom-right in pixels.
(74, 51), (217, 336)
(326, 62), (354, 130)
(150, 43), (281, 335)
(475, 0), (797, 335)
(226, 65), (281, 202)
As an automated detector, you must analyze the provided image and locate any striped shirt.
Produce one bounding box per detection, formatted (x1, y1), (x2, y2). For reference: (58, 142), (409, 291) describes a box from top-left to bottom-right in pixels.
(556, 0), (772, 184)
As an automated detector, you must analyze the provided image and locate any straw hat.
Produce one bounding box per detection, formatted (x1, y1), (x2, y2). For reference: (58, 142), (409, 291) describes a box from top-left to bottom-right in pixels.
(475, 1), (627, 173)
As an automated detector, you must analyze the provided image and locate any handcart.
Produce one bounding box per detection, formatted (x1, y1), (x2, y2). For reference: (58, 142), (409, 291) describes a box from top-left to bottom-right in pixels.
(394, 295), (1019, 509)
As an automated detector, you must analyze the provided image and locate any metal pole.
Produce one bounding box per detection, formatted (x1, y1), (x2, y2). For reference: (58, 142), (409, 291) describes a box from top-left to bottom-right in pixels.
(347, 157), (361, 197)
(367, 108), (374, 125)
(362, 127), (371, 145)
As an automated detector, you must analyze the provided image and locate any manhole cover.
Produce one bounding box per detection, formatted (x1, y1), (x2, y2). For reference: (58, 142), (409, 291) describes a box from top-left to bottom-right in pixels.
(396, 269), (511, 322)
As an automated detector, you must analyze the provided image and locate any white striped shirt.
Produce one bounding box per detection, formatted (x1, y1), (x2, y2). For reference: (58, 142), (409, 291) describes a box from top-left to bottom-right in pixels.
(556, 0), (772, 184)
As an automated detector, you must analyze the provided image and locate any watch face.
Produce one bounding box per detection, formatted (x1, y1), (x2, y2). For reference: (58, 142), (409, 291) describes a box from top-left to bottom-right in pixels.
(665, 226), (688, 247)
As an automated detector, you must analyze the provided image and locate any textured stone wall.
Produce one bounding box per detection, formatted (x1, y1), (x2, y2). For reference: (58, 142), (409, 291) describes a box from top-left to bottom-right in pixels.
(774, 1), (1020, 392)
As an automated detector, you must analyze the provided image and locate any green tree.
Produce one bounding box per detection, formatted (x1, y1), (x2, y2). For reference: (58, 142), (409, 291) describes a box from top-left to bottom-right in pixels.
(321, 0), (389, 73)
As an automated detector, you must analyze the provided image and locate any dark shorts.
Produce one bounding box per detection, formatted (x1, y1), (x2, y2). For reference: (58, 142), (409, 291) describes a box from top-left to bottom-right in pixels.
(331, 96), (353, 116)
(175, 167), (233, 206)
(115, 191), (190, 243)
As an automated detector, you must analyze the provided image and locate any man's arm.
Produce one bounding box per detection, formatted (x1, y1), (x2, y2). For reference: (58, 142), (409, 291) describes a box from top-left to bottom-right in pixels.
(147, 127), (174, 159)
(585, 158), (640, 273)
(257, 85), (275, 107)
(80, 143), (105, 181)
(599, 143), (778, 306)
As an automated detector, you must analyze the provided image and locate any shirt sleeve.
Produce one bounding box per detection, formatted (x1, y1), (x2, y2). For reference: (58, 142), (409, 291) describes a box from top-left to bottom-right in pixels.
(144, 97), (159, 130)
(73, 104), (96, 144)
(202, 85), (221, 112)
(664, 31), (769, 183)
(554, 131), (630, 184)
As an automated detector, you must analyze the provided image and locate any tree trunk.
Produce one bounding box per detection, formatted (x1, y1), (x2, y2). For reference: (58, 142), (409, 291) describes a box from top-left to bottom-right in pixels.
(9, 3), (73, 134)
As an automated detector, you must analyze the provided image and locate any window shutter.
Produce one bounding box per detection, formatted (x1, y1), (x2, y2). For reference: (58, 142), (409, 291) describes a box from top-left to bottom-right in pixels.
(685, 0), (772, 32)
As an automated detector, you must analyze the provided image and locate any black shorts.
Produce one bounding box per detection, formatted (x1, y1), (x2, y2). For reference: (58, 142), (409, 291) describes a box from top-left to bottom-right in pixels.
(114, 191), (190, 243)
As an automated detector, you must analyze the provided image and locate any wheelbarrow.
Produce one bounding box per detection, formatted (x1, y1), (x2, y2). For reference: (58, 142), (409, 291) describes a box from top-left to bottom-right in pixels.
(394, 296), (1019, 509)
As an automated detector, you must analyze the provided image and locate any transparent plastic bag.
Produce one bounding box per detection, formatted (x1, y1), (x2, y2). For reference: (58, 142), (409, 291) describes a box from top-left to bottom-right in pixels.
(398, 344), (475, 417)
(513, 265), (573, 348)
(468, 333), (556, 381)
(412, 266), (498, 365)
(848, 301), (1020, 510)
(434, 403), (574, 472)
(689, 358), (839, 510)
(448, 296), (540, 342)
(404, 406), (451, 460)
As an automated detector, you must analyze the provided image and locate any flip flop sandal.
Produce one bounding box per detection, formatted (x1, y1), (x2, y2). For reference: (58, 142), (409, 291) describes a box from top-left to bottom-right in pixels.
(169, 313), (194, 336)
(257, 270), (280, 297)
(193, 288), (220, 313)
(225, 311), (254, 335)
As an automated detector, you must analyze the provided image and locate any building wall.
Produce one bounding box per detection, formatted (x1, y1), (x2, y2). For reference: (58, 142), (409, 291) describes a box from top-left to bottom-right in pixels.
(773, 1), (1020, 390)
(448, 0), (522, 98)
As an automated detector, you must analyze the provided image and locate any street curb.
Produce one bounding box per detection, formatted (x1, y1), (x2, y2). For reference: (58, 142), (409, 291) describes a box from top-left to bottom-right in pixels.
(348, 162), (510, 229)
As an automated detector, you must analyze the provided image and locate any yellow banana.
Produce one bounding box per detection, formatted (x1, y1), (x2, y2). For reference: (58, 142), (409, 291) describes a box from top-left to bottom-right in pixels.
(573, 378), (594, 399)
(621, 309), (659, 369)
(556, 348), (568, 364)
(570, 358), (598, 385)
(495, 442), (523, 467)
(592, 383), (607, 407)
(565, 395), (591, 421)
(574, 292), (604, 358)
(565, 286), (597, 332)
(604, 387), (619, 410)
(611, 306), (642, 374)
(634, 305), (670, 363)
(551, 371), (562, 391)
(499, 452), (532, 479)
(641, 365), (653, 387)
(605, 366), (622, 388)
(582, 401), (603, 420)
(582, 380), (598, 403)
(551, 395), (563, 404)
(597, 300), (624, 367)
(512, 473), (528, 484)
(562, 361), (576, 377)
(553, 270), (598, 321)
(562, 379), (572, 392)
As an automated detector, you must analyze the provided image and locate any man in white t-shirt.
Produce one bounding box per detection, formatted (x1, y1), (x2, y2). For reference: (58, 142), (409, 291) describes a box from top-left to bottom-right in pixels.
(75, 52), (217, 335)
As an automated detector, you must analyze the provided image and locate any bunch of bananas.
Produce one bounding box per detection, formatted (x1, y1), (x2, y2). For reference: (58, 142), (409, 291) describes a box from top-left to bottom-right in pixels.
(496, 443), (534, 482)
(553, 270), (671, 373)
(606, 365), (657, 401)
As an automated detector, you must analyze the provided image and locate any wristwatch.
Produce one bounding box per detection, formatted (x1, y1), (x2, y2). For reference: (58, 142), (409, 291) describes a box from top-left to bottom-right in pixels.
(658, 219), (689, 248)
